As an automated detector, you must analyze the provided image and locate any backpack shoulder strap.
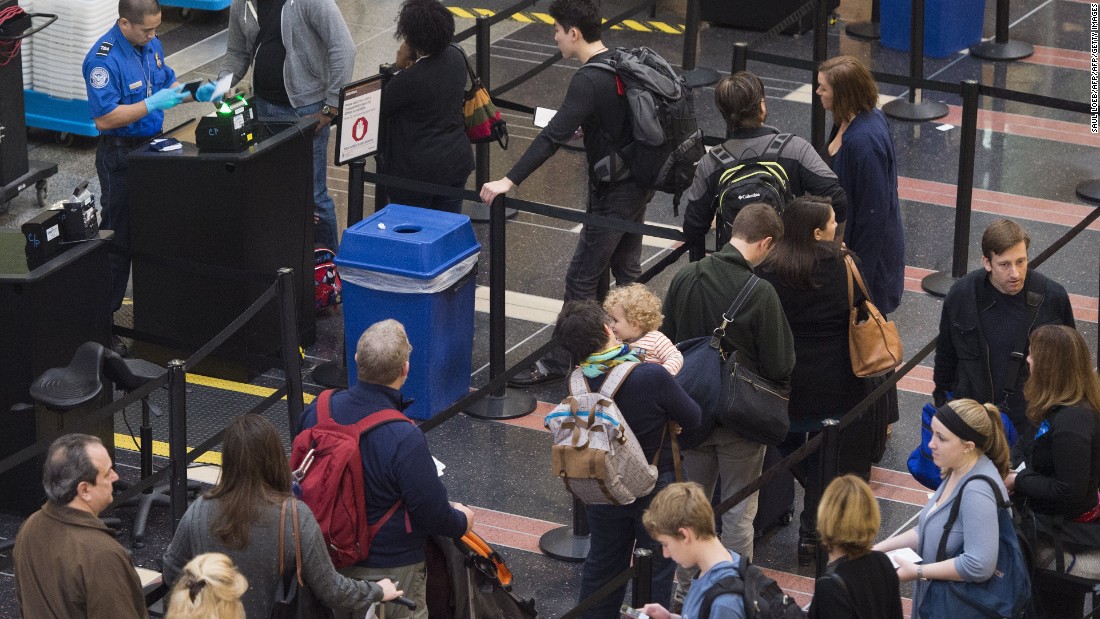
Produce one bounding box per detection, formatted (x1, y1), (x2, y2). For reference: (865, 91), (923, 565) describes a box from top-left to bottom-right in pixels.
(712, 275), (763, 346)
(762, 133), (794, 160)
(936, 474), (1008, 561)
(568, 367), (589, 397)
(315, 389), (337, 425)
(698, 572), (746, 619)
(350, 408), (414, 436)
(598, 363), (638, 400)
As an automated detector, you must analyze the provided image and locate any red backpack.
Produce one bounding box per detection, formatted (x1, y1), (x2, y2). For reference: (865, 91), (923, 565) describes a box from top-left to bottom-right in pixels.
(290, 390), (413, 568)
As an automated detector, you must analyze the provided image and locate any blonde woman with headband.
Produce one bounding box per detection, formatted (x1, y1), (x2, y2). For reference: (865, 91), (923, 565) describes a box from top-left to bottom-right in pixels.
(873, 399), (1012, 617)
(165, 553), (247, 619)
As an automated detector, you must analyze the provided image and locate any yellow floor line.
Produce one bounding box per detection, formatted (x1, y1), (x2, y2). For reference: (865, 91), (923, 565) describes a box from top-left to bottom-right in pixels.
(186, 373), (316, 405)
(115, 433), (222, 465)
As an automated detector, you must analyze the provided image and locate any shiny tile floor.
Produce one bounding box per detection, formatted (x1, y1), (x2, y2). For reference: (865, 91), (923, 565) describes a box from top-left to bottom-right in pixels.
(2, 0), (1099, 616)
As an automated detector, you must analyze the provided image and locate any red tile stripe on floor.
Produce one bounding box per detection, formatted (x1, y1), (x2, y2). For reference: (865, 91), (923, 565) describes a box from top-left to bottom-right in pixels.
(939, 104), (1097, 148)
(1025, 45), (1093, 71)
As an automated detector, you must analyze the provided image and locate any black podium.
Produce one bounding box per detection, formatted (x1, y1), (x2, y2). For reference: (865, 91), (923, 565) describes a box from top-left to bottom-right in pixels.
(128, 119), (316, 380)
(0, 231), (113, 515)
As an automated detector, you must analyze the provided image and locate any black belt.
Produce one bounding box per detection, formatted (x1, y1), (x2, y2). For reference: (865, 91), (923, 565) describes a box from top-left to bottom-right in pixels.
(101, 135), (153, 147)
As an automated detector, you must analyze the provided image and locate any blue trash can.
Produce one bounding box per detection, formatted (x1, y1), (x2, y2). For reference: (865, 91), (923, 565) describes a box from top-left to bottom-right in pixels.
(336, 204), (480, 420)
(881, 0), (987, 58)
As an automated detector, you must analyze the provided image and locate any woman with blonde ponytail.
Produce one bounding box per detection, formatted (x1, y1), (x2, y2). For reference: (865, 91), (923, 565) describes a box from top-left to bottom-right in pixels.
(873, 398), (1013, 617)
(165, 553), (247, 619)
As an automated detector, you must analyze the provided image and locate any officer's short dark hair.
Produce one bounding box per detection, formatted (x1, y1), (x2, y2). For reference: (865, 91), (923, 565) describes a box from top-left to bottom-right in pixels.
(119, 0), (161, 23)
(555, 300), (610, 361)
(549, 0), (601, 43)
(395, 0), (456, 57)
(730, 203), (784, 244)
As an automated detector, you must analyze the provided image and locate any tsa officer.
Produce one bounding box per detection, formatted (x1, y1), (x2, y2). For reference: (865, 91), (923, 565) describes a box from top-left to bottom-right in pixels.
(82, 0), (214, 354)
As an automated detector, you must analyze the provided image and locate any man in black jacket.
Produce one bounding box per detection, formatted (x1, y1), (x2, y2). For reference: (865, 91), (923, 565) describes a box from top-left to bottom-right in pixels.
(480, 0), (651, 386)
(933, 219), (1075, 438)
(682, 71), (846, 261)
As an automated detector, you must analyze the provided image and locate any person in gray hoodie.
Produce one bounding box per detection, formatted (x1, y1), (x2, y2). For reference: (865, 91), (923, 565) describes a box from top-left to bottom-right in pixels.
(219, 0), (354, 249)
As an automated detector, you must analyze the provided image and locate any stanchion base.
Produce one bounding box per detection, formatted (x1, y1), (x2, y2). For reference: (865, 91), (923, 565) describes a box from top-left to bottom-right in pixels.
(464, 388), (537, 420)
(312, 361), (349, 389)
(882, 98), (949, 123)
(1076, 179), (1100, 205)
(921, 271), (958, 297)
(969, 39), (1034, 61)
(462, 202), (519, 223)
(539, 525), (589, 562)
(845, 20), (880, 40)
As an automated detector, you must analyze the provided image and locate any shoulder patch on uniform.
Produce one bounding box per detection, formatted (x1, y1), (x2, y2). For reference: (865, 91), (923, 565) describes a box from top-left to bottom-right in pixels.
(96, 41), (113, 57)
(90, 67), (110, 89)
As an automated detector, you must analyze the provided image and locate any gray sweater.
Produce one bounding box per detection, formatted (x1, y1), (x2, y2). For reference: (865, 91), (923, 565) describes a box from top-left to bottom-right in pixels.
(162, 496), (382, 617)
(912, 456), (1007, 614)
(220, 0), (354, 108)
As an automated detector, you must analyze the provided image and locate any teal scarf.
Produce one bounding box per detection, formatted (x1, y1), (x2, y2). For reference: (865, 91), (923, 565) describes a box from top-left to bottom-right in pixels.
(579, 344), (640, 378)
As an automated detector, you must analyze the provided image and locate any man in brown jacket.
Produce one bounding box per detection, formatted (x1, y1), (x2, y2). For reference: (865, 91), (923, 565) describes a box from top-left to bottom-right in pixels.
(14, 434), (147, 618)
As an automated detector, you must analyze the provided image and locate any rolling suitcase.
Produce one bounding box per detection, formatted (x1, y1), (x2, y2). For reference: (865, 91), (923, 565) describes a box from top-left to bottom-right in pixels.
(752, 445), (795, 538)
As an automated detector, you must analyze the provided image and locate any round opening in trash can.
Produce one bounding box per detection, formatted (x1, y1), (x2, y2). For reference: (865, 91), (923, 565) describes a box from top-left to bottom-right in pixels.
(393, 225), (422, 234)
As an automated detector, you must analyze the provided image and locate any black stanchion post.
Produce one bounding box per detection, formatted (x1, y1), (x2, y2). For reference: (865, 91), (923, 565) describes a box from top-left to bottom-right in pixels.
(845, 0), (881, 40)
(922, 80), (979, 296)
(631, 548), (654, 608)
(463, 17), (519, 223)
(682, 0), (700, 71)
(540, 496), (591, 561)
(815, 418), (841, 577)
(167, 359), (188, 530)
(882, 0), (948, 122)
(969, 0), (1033, 61)
(731, 42), (748, 76)
(810, 0), (829, 151)
(465, 195), (536, 420)
(277, 268), (305, 431)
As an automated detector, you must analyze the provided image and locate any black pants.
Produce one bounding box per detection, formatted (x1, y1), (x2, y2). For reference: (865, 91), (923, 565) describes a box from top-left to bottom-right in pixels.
(96, 139), (137, 313)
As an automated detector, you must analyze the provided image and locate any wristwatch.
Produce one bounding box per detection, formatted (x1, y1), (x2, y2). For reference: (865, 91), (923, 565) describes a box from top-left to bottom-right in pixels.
(918, 566), (928, 581)
(321, 105), (339, 119)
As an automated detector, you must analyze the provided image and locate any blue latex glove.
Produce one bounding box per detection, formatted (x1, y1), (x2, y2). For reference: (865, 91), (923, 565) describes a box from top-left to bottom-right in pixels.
(195, 82), (219, 103)
(144, 85), (184, 112)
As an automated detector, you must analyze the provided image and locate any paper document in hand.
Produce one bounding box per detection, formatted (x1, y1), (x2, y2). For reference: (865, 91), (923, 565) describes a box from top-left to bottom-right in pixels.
(212, 74), (233, 101)
(886, 547), (923, 569)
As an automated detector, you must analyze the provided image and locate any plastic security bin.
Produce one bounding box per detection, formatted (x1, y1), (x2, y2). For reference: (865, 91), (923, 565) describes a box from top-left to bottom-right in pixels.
(881, 0), (987, 58)
(336, 204), (480, 420)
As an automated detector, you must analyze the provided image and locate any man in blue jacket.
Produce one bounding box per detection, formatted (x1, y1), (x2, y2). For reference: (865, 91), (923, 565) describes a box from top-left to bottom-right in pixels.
(297, 319), (474, 619)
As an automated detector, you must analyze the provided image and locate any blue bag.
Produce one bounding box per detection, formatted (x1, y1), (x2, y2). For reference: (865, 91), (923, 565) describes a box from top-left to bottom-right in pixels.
(907, 398), (1018, 490)
(919, 475), (1032, 619)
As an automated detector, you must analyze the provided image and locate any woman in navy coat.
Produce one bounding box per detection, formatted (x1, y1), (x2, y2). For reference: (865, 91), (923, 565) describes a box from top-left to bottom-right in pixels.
(816, 56), (905, 316)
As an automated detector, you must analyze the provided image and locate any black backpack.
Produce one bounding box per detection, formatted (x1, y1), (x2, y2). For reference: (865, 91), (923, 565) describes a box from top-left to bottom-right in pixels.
(711, 134), (795, 249)
(698, 555), (805, 619)
(583, 47), (704, 211)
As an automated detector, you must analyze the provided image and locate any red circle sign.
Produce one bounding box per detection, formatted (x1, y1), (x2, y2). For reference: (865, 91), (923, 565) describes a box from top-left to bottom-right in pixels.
(352, 117), (368, 141)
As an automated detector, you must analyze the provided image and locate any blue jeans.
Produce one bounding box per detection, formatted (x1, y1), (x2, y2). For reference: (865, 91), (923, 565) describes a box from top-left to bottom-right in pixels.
(253, 98), (339, 250)
(578, 472), (676, 619)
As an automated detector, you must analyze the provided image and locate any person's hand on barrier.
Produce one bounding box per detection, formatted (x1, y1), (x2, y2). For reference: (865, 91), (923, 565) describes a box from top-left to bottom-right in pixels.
(640, 603), (674, 619)
(194, 82), (220, 103)
(375, 578), (403, 602)
(480, 178), (514, 205)
(145, 85), (185, 112)
(453, 502), (475, 533)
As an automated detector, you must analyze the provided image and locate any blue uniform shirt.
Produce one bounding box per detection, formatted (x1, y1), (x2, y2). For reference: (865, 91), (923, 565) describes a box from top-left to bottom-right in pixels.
(82, 23), (176, 137)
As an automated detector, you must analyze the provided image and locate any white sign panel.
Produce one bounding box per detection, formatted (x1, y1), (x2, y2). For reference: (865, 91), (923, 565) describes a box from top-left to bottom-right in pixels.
(336, 75), (383, 165)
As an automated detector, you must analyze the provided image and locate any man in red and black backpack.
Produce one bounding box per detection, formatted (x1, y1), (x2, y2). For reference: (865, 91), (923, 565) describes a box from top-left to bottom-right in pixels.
(296, 319), (474, 619)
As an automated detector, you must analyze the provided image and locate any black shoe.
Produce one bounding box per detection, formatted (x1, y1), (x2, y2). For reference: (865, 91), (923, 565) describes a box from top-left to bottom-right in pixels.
(798, 531), (819, 566)
(508, 361), (565, 387)
(112, 335), (131, 358)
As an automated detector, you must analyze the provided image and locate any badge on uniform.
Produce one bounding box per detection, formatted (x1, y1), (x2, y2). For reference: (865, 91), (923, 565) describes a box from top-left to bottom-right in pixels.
(155, 52), (162, 68)
(89, 67), (110, 89)
(96, 41), (112, 57)
(129, 80), (144, 92)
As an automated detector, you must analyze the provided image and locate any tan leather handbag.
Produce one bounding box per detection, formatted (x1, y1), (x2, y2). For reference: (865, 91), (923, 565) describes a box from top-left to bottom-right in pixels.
(845, 255), (903, 377)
